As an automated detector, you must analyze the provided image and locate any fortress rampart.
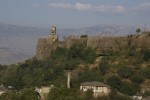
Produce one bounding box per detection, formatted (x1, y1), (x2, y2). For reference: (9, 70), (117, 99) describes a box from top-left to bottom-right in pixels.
(36, 26), (150, 60)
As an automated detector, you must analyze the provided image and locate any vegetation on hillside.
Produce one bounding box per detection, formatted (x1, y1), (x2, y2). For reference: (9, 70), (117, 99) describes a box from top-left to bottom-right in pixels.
(0, 41), (150, 100)
(0, 44), (96, 89)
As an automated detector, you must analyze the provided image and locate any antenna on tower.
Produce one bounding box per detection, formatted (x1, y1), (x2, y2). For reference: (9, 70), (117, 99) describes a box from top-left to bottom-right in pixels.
(144, 24), (147, 32)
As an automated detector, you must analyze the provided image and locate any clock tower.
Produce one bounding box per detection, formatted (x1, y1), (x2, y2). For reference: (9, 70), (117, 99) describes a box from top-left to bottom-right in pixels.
(51, 26), (56, 34)
(48, 26), (58, 42)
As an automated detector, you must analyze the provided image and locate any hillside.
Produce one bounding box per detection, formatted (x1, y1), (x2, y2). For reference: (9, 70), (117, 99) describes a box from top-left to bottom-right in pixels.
(0, 32), (149, 100)
(0, 22), (143, 64)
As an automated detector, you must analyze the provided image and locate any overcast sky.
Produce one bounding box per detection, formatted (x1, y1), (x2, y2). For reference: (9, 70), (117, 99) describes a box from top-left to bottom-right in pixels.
(0, 0), (150, 28)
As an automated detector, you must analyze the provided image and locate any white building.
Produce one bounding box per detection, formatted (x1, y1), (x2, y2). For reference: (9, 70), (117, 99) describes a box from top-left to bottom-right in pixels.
(143, 96), (150, 100)
(0, 85), (7, 96)
(36, 85), (54, 100)
(80, 81), (111, 98)
(132, 94), (142, 100)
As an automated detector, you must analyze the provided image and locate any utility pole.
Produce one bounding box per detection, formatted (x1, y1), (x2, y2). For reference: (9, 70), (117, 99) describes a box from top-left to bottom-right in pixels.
(67, 71), (71, 88)
(65, 69), (72, 89)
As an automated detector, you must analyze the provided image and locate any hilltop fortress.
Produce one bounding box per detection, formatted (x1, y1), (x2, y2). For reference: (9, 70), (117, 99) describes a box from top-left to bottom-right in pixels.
(36, 26), (150, 60)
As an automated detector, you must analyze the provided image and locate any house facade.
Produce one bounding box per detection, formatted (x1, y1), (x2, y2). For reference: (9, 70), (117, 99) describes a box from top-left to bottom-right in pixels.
(143, 96), (150, 100)
(0, 85), (7, 96)
(140, 80), (150, 94)
(132, 94), (142, 100)
(80, 81), (111, 98)
(36, 85), (54, 100)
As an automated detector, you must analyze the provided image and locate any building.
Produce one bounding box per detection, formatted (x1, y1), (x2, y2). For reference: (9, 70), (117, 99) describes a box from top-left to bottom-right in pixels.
(0, 84), (7, 96)
(36, 26), (59, 60)
(80, 81), (111, 98)
(132, 94), (142, 100)
(36, 85), (54, 100)
(36, 26), (87, 60)
(36, 26), (150, 61)
(143, 96), (150, 100)
(140, 80), (150, 94)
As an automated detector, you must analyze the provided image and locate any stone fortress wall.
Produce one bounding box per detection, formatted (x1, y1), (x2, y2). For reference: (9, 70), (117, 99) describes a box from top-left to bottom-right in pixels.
(36, 26), (150, 60)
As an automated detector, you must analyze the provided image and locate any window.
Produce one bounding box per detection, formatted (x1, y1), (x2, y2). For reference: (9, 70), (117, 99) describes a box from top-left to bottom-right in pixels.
(95, 86), (98, 90)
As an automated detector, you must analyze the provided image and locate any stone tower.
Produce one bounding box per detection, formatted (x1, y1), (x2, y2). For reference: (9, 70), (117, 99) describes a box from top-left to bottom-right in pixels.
(48, 26), (58, 43)
(36, 26), (58, 60)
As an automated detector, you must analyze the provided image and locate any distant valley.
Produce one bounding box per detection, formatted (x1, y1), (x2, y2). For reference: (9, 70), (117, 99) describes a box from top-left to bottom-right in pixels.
(0, 22), (146, 64)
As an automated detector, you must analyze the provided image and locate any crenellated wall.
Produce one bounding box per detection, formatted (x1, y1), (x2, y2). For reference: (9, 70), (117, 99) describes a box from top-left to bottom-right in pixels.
(36, 28), (150, 60)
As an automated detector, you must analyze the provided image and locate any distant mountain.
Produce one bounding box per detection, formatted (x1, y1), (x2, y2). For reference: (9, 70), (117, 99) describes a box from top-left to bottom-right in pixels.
(0, 23), (145, 64)
(59, 25), (137, 36)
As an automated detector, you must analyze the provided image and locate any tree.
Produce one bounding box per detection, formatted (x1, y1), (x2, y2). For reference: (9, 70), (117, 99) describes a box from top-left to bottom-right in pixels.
(107, 76), (122, 89)
(143, 66), (150, 79)
(83, 90), (94, 100)
(68, 43), (96, 63)
(130, 73), (144, 84)
(82, 47), (97, 63)
(143, 91), (150, 97)
(72, 69), (103, 88)
(99, 61), (109, 75)
(51, 47), (68, 59)
(141, 49), (150, 61)
(120, 82), (138, 95)
(109, 89), (132, 100)
(47, 87), (81, 100)
(107, 76), (139, 96)
(68, 44), (83, 60)
(19, 88), (39, 100)
(136, 28), (141, 34)
(80, 35), (88, 38)
(117, 67), (134, 79)
(0, 92), (19, 100)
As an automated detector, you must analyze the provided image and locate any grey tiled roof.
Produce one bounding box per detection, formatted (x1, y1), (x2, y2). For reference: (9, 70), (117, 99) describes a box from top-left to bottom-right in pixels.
(0, 87), (7, 91)
(143, 96), (150, 100)
(81, 81), (110, 88)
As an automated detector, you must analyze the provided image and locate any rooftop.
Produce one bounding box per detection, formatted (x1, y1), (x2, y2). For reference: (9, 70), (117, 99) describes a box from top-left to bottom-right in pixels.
(81, 81), (110, 88)
(143, 96), (150, 100)
(0, 86), (7, 91)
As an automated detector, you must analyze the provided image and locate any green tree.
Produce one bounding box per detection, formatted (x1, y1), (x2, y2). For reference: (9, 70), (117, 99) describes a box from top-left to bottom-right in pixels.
(143, 67), (150, 79)
(99, 61), (109, 75)
(47, 87), (81, 100)
(117, 67), (134, 79)
(107, 76), (122, 90)
(143, 91), (150, 97)
(0, 92), (19, 100)
(68, 43), (96, 64)
(82, 47), (97, 63)
(51, 47), (68, 59)
(130, 73), (144, 84)
(72, 69), (103, 88)
(141, 49), (150, 61)
(136, 28), (141, 34)
(19, 88), (39, 100)
(120, 82), (138, 95)
(83, 90), (94, 100)
(109, 90), (132, 100)
(68, 44), (85, 59)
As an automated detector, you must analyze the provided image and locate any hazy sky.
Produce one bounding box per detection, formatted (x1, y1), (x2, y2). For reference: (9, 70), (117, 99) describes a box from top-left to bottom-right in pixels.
(0, 0), (150, 28)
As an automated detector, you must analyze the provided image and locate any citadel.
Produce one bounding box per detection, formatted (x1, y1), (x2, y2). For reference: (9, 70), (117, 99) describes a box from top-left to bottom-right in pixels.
(36, 26), (150, 60)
